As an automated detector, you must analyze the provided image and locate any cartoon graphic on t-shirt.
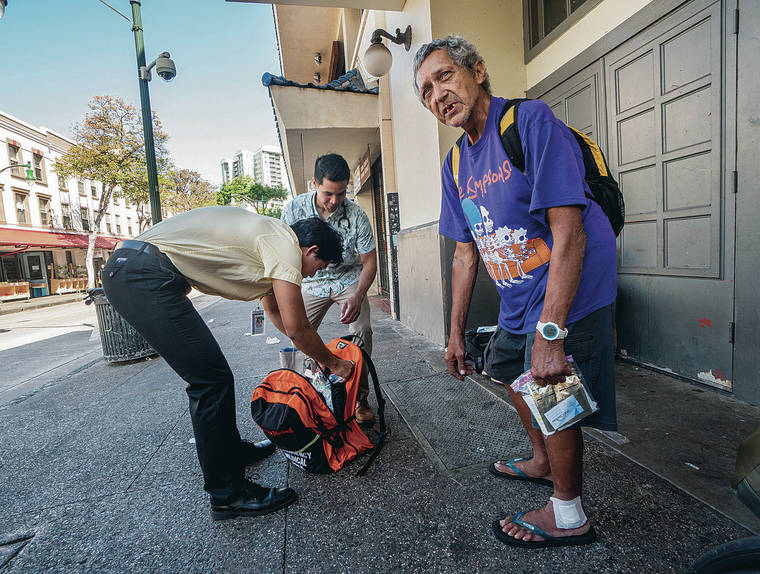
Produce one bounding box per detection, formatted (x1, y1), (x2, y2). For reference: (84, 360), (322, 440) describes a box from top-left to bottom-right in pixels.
(461, 198), (551, 288)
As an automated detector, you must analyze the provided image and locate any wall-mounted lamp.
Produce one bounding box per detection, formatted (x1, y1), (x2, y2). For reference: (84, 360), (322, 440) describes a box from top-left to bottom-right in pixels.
(314, 52), (322, 65)
(363, 25), (412, 78)
(0, 0), (7, 20)
(313, 72), (321, 83)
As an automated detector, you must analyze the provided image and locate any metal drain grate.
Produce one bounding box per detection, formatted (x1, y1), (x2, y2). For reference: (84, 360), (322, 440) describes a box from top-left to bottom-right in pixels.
(385, 373), (530, 473)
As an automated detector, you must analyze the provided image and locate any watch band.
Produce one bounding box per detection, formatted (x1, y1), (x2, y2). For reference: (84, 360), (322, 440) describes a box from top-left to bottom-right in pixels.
(536, 321), (568, 341)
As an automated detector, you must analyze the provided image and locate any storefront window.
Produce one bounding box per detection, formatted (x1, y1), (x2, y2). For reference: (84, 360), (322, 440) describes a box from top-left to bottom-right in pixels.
(2, 255), (22, 281)
(526, 0), (596, 50)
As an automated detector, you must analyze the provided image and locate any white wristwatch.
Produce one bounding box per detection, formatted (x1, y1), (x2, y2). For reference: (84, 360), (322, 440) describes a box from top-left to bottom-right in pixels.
(536, 321), (568, 341)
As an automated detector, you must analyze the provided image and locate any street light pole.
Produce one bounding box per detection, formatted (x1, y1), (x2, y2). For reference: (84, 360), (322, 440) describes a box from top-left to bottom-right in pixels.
(130, 0), (162, 225)
(0, 163), (35, 179)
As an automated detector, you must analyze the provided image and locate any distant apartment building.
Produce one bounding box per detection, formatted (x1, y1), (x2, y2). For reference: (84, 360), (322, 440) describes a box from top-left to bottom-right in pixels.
(0, 109), (142, 300)
(231, 149), (255, 181)
(219, 146), (289, 192)
(220, 157), (231, 184)
(253, 145), (288, 192)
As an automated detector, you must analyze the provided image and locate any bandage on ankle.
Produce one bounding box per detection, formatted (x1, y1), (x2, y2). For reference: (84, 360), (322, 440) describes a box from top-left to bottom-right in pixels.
(550, 496), (587, 529)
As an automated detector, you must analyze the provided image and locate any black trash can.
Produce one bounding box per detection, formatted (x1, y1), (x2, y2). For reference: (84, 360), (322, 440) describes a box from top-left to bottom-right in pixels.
(86, 288), (157, 363)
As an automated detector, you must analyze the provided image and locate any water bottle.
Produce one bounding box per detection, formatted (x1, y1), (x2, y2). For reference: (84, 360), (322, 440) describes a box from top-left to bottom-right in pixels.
(309, 367), (334, 412)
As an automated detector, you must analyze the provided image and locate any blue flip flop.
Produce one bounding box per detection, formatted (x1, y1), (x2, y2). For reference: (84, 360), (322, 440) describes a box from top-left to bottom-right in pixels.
(489, 457), (553, 487)
(492, 513), (597, 548)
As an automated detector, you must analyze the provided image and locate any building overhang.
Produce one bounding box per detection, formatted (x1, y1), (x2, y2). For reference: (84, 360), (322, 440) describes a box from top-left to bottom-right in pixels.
(0, 228), (119, 250)
(227, 1), (406, 10)
(267, 84), (379, 196)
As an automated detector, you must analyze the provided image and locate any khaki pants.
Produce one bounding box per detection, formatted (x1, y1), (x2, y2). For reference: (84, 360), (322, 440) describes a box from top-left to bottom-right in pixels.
(302, 282), (372, 402)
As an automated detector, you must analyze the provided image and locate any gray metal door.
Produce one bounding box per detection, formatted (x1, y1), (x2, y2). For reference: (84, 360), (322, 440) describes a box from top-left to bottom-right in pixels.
(605, 0), (735, 389)
(541, 62), (605, 148)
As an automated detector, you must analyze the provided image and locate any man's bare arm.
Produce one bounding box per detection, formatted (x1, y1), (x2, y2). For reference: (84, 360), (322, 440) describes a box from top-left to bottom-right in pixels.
(269, 279), (353, 379)
(531, 205), (585, 385)
(341, 249), (378, 324)
(445, 241), (479, 380)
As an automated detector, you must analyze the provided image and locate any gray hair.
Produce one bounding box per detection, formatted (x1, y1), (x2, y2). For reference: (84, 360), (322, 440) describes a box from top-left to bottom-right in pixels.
(412, 35), (491, 101)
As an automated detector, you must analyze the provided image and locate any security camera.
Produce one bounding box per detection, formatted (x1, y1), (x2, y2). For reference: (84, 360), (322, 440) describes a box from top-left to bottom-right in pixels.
(155, 52), (176, 82)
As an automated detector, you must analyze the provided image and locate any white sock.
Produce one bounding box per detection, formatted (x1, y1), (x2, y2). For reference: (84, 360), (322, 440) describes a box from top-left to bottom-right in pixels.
(550, 496), (587, 529)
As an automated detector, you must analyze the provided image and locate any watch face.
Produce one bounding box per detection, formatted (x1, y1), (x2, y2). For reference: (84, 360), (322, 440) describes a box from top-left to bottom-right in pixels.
(542, 324), (559, 339)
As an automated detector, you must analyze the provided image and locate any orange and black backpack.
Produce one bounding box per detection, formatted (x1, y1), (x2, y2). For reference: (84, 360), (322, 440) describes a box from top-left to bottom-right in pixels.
(250, 337), (386, 475)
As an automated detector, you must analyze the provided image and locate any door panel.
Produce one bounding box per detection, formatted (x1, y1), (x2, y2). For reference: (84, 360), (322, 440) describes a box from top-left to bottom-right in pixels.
(605, 0), (734, 389)
(540, 61), (605, 148)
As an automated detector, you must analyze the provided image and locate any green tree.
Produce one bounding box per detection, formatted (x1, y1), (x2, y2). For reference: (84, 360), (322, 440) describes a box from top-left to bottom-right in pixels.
(216, 175), (253, 207)
(55, 95), (169, 287)
(217, 176), (288, 218)
(163, 168), (217, 214)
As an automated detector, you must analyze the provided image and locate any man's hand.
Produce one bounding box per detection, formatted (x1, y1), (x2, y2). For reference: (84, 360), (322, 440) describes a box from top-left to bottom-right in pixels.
(329, 358), (355, 380)
(445, 334), (473, 381)
(530, 336), (571, 386)
(340, 295), (362, 324)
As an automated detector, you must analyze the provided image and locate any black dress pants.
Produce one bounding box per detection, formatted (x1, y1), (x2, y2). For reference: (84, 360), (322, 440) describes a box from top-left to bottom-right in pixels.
(102, 246), (244, 504)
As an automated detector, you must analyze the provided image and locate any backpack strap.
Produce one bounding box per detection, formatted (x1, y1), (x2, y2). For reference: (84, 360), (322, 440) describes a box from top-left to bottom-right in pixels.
(568, 128), (609, 177)
(449, 133), (466, 188)
(356, 346), (387, 476)
(338, 335), (388, 476)
(498, 98), (529, 173)
(450, 99), (529, 183)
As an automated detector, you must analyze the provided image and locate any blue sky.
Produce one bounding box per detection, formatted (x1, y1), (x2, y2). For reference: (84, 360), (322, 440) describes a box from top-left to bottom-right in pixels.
(0, 0), (281, 185)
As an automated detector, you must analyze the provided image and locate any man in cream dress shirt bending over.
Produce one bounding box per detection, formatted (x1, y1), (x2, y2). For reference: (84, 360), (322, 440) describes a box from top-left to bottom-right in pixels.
(102, 206), (351, 521)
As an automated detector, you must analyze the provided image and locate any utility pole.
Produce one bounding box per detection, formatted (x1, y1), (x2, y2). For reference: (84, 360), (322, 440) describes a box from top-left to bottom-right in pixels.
(130, 0), (162, 225)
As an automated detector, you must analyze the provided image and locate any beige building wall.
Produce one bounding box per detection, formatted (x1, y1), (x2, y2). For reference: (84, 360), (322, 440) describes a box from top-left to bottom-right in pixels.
(430, 0), (526, 163)
(383, 0), (451, 342)
(352, 189), (380, 296)
(525, 0), (657, 89)
(383, 1), (441, 231)
(341, 8), (363, 73)
(376, 0), (528, 343)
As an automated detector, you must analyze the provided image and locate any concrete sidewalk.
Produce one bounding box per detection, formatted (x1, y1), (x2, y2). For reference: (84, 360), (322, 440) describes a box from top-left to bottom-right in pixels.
(1, 296), (758, 573)
(0, 291), (86, 316)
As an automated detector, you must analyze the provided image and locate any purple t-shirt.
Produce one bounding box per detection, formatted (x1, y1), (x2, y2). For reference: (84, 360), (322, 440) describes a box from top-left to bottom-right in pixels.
(439, 96), (617, 334)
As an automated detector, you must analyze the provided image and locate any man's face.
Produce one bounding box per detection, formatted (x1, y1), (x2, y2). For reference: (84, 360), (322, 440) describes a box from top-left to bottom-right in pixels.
(300, 246), (330, 278)
(314, 177), (348, 214)
(415, 49), (486, 128)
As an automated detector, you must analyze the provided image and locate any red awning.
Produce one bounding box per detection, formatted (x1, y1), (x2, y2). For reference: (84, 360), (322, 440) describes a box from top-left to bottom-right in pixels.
(0, 227), (120, 250)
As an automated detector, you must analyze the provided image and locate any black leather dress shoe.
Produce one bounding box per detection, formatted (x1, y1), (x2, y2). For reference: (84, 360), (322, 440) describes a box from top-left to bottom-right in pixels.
(239, 439), (276, 466)
(210, 481), (297, 521)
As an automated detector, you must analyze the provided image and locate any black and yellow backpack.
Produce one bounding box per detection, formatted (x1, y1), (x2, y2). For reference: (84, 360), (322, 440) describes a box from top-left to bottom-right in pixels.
(450, 98), (625, 236)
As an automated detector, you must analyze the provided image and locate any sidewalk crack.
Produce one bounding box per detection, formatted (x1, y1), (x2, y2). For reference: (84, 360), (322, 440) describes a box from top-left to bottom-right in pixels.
(125, 409), (186, 493)
(281, 463), (290, 574)
(0, 532), (34, 569)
